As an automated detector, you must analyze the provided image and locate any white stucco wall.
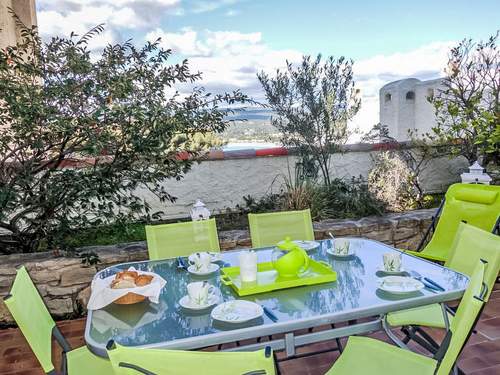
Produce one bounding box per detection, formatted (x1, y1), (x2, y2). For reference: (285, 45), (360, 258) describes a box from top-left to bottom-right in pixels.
(138, 151), (467, 219)
(380, 78), (443, 140)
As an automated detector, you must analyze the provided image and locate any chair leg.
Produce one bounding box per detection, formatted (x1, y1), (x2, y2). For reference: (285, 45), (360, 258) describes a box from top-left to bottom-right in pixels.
(413, 326), (440, 352)
(401, 328), (411, 344)
(330, 323), (343, 353)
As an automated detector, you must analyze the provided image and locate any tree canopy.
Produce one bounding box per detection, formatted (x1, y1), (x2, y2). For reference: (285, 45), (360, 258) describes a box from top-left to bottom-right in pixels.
(0, 18), (249, 253)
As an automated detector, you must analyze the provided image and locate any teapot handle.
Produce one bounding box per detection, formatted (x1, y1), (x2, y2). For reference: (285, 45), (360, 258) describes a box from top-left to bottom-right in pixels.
(299, 248), (310, 272)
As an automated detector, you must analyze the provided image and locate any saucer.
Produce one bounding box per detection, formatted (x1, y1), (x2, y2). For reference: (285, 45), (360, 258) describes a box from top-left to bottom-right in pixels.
(211, 300), (263, 323)
(378, 276), (424, 295)
(179, 294), (220, 310)
(377, 266), (406, 275)
(326, 247), (355, 259)
(188, 252), (222, 263)
(277, 240), (320, 251)
(187, 263), (220, 276)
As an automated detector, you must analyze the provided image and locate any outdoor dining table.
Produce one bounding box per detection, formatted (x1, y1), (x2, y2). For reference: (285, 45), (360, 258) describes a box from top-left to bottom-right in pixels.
(84, 238), (469, 358)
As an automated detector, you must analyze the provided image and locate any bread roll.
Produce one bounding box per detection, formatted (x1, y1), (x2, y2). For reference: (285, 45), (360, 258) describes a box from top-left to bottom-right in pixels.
(111, 279), (136, 289)
(135, 275), (153, 286)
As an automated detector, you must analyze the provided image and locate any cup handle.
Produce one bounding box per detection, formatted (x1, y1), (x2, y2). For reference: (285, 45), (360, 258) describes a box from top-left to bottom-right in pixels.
(207, 285), (216, 296)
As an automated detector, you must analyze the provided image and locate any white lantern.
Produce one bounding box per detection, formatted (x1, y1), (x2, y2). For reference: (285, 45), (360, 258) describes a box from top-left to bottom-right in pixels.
(460, 161), (492, 184)
(190, 199), (211, 221)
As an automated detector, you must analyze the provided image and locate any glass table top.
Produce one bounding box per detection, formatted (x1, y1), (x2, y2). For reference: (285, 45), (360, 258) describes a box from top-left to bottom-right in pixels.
(85, 238), (468, 352)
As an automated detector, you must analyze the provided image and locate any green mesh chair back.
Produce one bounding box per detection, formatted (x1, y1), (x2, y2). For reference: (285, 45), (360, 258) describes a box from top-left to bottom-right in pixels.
(436, 260), (489, 374)
(420, 183), (500, 261)
(248, 209), (314, 248)
(4, 266), (57, 373)
(445, 222), (500, 301)
(145, 218), (220, 260)
(106, 341), (276, 375)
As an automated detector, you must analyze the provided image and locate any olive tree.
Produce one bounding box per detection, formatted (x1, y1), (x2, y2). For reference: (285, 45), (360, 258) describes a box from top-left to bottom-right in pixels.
(0, 18), (249, 253)
(429, 32), (499, 165)
(257, 55), (361, 186)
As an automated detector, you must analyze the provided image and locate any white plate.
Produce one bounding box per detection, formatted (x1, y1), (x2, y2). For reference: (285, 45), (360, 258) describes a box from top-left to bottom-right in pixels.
(211, 300), (263, 323)
(277, 240), (320, 251)
(326, 247), (355, 258)
(188, 252), (222, 263)
(187, 263), (220, 276)
(377, 266), (406, 275)
(378, 276), (425, 294)
(179, 294), (220, 311)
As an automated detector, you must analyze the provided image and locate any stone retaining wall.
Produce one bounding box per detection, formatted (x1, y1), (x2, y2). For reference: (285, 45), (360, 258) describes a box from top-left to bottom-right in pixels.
(0, 209), (436, 325)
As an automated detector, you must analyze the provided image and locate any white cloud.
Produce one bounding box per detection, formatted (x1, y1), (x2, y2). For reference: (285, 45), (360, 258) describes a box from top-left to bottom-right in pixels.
(351, 42), (452, 137)
(191, 0), (241, 14)
(225, 9), (241, 17)
(147, 27), (451, 137)
(146, 28), (302, 98)
(37, 0), (182, 48)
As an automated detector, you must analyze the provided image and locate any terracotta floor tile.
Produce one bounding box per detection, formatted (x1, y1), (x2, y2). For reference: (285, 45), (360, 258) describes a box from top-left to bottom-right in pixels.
(476, 317), (500, 341)
(2, 304), (500, 375)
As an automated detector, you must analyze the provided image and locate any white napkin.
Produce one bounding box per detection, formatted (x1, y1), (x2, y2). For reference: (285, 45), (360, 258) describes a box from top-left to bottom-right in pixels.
(87, 267), (167, 310)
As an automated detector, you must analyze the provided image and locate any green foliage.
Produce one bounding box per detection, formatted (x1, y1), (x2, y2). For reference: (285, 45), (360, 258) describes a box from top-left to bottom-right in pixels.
(242, 176), (384, 221)
(310, 177), (385, 220)
(79, 251), (101, 267)
(63, 221), (146, 248)
(364, 123), (441, 211)
(257, 55), (361, 186)
(429, 32), (499, 165)
(0, 16), (250, 254)
(368, 151), (420, 212)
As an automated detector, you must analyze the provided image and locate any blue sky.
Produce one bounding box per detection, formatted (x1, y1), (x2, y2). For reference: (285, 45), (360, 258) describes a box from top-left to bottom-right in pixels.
(36, 0), (500, 133)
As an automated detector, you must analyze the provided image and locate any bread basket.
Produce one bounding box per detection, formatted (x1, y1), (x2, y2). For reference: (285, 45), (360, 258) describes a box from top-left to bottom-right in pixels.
(114, 292), (147, 305)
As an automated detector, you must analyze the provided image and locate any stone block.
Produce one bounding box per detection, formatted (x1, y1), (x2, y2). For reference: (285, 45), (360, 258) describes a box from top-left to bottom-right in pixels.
(59, 265), (97, 287)
(46, 285), (82, 298)
(393, 226), (420, 242)
(314, 221), (359, 237)
(77, 286), (92, 312)
(361, 229), (393, 244)
(46, 297), (74, 317)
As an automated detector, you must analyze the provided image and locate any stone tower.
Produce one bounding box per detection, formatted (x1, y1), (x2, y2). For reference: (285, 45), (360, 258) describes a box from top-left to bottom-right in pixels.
(0, 0), (37, 49)
(379, 77), (443, 141)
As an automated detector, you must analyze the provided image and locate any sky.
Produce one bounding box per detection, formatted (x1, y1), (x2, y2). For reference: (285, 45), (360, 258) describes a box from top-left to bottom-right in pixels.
(35, 0), (500, 135)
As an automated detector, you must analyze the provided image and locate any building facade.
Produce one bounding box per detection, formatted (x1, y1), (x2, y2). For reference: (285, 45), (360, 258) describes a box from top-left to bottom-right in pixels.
(379, 77), (443, 141)
(0, 0), (37, 49)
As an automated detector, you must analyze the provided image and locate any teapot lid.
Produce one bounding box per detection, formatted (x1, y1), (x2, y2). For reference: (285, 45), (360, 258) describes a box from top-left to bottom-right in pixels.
(277, 237), (299, 251)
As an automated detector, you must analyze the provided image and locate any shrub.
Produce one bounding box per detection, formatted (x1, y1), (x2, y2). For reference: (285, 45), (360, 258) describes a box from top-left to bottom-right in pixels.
(0, 18), (249, 253)
(368, 151), (419, 212)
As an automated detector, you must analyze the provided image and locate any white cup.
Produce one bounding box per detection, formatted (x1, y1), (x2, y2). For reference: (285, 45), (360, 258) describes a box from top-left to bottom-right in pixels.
(383, 252), (402, 272)
(239, 250), (258, 282)
(334, 238), (350, 255)
(189, 252), (212, 272)
(187, 281), (216, 306)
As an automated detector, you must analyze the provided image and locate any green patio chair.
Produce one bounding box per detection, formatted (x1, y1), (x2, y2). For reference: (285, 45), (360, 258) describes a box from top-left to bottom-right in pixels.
(3, 266), (112, 375)
(405, 183), (500, 262)
(248, 209), (314, 248)
(145, 218), (220, 260)
(386, 222), (500, 352)
(325, 259), (488, 375)
(106, 340), (277, 375)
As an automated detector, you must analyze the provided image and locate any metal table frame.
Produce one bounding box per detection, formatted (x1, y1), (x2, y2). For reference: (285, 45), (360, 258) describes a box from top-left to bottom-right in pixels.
(85, 239), (467, 358)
